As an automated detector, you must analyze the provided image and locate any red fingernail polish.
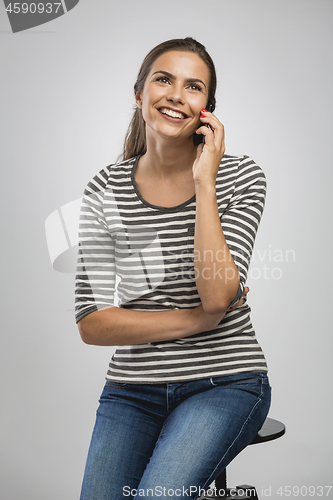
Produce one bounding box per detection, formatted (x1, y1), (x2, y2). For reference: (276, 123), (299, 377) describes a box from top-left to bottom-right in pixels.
(201, 108), (207, 112)
(200, 115), (205, 119)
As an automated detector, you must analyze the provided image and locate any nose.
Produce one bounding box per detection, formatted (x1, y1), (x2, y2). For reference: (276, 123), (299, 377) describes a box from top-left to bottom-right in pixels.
(167, 82), (185, 104)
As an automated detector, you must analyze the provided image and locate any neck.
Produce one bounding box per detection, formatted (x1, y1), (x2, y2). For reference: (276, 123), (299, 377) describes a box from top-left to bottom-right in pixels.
(139, 133), (198, 180)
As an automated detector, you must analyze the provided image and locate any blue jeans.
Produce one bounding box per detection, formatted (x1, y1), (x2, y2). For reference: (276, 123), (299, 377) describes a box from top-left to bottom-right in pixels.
(80, 372), (271, 500)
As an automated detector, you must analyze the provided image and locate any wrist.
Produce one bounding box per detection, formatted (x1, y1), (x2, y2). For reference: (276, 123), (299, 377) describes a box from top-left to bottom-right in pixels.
(180, 306), (203, 337)
(194, 180), (216, 195)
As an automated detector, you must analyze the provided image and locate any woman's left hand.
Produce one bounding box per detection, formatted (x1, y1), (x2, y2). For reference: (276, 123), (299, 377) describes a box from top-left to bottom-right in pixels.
(192, 109), (225, 186)
(227, 287), (250, 311)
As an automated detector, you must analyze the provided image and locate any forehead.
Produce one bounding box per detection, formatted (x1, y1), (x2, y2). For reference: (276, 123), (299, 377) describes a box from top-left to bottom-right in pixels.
(148, 51), (210, 82)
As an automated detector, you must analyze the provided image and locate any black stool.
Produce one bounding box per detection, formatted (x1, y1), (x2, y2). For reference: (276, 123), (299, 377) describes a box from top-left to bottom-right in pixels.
(203, 417), (286, 499)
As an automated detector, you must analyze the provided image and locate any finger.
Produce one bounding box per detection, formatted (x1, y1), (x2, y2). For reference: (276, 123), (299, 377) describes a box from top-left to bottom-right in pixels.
(200, 110), (223, 132)
(195, 124), (214, 138)
(198, 114), (218, 133)
(195, 123), (215, 147)
(199, 114), (225, 149)
(227, 287), (250, 311)
(227, 298), (243, 311)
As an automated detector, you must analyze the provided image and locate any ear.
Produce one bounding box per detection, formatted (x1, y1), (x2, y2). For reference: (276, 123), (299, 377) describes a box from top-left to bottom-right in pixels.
(207, 102), (214, 113)
(135, 92), (142, 109)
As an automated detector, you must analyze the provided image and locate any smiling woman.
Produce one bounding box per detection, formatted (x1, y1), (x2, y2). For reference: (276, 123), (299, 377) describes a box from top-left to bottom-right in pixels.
(121, 38), (217, 161)
(76, 37), (271, 500)
(135, 51), (209, 149)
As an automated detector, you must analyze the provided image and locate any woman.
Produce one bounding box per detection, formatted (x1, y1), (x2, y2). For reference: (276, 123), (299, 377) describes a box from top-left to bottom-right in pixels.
(76, 37), (271, 500)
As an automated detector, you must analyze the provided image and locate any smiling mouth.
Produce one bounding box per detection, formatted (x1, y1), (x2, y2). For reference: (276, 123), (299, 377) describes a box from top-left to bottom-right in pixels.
(158, 107), (188, 119)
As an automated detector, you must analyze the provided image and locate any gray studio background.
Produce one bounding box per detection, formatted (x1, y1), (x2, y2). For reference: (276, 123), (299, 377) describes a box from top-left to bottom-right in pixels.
(1, 1), (332, 498)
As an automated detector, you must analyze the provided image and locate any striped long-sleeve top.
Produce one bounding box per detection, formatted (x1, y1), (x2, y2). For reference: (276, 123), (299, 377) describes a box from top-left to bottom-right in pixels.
(75, 154), (268, 383)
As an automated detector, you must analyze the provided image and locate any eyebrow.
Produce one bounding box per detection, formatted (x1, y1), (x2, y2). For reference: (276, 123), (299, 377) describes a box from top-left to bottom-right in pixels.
(151, 70), (207, 89)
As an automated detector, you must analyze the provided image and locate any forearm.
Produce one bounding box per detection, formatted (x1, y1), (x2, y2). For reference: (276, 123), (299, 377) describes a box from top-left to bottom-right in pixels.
(194, 183), (240, 314)
(78, 304), (225, 346)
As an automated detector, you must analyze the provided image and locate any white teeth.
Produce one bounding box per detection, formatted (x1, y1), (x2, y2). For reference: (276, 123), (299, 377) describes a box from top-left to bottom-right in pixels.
(159, 108), (186, 119)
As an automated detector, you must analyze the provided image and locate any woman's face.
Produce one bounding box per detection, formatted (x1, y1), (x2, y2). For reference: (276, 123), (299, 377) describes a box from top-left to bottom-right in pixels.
(136, 51), (210, 144)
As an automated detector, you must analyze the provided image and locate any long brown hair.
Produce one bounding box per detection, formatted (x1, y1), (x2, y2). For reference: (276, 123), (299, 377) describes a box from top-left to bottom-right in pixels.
(120, 37), (217, 161)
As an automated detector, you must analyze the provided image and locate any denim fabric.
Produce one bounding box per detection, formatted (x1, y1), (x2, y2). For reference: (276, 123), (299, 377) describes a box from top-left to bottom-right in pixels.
(80, 372), (271, 500)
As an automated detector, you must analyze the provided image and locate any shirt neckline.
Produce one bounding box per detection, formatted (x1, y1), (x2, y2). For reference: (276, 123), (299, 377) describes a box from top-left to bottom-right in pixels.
(130, 155), (196, 212)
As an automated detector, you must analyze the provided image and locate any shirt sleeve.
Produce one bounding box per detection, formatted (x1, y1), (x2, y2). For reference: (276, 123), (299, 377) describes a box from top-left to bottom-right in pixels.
(220, 156), (267, 307)
(75, 171), (116, 323)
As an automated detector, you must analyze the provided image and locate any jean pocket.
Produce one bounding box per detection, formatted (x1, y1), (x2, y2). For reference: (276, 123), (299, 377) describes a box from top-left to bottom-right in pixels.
(105, 381), (129, 388)
(209, 375), (264, 397)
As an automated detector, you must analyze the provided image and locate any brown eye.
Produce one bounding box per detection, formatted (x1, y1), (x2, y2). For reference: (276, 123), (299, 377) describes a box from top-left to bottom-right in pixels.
(187, 83), (202, 91)
(156, 76), (170, 84)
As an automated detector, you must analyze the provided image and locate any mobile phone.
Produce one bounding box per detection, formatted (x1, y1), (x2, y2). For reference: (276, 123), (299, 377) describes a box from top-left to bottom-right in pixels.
(193, 102), (213, 146)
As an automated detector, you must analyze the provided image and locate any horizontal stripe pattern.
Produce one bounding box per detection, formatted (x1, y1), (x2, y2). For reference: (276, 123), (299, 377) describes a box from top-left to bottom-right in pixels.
(75, 154), (268, 383)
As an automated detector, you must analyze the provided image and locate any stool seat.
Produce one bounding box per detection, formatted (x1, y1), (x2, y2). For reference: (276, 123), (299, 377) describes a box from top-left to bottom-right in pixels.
(251, 417), (285, 444)
(208, 417), (286, 499)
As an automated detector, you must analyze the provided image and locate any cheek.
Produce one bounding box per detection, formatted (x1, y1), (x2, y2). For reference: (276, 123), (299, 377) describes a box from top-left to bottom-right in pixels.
(141, 88), (160, 112)
(190, 96), (206, 116)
